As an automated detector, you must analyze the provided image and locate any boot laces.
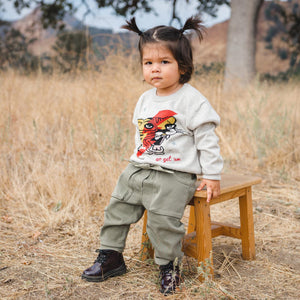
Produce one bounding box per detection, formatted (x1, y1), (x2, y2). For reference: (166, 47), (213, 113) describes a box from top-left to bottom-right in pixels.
(94, 249), (109, 264)
(160, 261), (173, 272)
(160, 262), (181, 282)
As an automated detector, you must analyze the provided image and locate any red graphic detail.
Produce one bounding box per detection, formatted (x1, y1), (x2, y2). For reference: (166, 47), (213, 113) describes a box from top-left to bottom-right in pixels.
(137, 110), (177, 157)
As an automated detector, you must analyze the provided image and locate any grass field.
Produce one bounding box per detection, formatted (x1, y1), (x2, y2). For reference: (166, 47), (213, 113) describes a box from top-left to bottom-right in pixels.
(0, 56), (299, 299)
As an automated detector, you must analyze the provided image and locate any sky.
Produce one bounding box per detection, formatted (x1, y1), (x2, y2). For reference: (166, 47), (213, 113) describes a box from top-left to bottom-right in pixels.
(1, 0), (231, 32)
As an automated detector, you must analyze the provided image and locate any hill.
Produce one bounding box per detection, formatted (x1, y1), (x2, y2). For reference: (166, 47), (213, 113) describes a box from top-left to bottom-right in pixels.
(1, 7), (133, 56)
(0, 4), (290, 74)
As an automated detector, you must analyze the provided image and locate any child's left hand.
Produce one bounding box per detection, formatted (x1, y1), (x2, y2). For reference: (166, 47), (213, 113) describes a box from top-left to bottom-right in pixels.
(197, 179), (220, 202)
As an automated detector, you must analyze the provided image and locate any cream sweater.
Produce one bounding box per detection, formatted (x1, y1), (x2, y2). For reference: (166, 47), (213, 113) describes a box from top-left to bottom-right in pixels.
(130, 84), (223, 180)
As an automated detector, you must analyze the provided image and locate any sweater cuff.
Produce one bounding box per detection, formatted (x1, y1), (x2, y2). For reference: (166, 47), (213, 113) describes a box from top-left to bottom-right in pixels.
(202, 174), (221, 181)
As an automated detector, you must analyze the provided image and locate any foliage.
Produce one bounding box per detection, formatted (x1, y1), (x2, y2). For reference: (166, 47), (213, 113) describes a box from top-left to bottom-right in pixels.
(96, 0), (230, 26)
(277, 47), (288, 60)
(2, 0), (230, 29)
(264, 0), (300, 72)
(96, 0), (153, 16)
(5, 0), (75, 29)
(260, 65), (300, 82)
(0, 27), (38, 72)
(264, 25), (281, 43)
(194, 62), (225, 76)
(53, 30), (92, 72)
(194, 0), (230, 18)
(0, 0), (231, 72)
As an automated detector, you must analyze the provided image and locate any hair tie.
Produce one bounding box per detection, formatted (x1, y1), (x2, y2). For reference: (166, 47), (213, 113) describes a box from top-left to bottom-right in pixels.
(121, 18), (144, 37)
(179, 28), (184, 38)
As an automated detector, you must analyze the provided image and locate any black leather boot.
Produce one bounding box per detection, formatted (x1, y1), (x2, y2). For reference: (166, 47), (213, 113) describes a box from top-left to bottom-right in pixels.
(159, 261), (181, 294)
(81, 249), (127, 282)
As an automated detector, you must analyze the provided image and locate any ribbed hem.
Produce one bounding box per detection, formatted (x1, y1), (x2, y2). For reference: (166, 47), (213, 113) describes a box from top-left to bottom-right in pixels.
(202, 174), (221, 180)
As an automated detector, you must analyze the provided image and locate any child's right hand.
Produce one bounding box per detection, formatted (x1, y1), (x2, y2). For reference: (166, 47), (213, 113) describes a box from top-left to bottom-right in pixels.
(197, 179), (220, 202)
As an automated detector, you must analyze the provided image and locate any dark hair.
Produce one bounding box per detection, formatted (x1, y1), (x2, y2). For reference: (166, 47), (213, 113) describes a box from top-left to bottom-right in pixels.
(122, 16), (205, 84)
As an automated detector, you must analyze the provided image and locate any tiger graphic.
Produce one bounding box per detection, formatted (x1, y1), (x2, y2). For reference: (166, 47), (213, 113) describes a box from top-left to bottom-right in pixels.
(137, 110), (180, 157)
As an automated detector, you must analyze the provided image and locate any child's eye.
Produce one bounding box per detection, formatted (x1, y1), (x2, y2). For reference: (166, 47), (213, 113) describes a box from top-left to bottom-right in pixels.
(161, 60), (169, 64)
(144, 61), (152, 65)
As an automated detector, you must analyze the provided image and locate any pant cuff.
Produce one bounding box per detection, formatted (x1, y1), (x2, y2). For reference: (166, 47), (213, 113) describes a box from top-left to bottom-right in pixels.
(155, 256), (183, 266)
(99, 243), (124, 253)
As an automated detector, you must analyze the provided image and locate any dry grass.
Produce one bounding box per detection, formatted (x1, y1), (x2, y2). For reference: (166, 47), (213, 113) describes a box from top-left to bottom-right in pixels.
(0, 56), (299, 299)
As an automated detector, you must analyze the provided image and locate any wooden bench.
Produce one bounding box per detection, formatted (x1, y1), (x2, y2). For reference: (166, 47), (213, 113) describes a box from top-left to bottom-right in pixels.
(140, 174), (261, 279)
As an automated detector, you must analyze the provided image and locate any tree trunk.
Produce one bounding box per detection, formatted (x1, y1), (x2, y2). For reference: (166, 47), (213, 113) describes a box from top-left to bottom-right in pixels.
(224, 0), (264, 88)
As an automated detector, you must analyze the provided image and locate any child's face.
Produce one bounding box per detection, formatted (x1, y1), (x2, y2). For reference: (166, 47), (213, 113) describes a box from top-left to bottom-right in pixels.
(142, 43), (183, 96)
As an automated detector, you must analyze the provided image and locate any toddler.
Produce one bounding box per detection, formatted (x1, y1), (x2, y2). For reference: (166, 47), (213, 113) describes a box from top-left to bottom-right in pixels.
(82, 16), (223, 294)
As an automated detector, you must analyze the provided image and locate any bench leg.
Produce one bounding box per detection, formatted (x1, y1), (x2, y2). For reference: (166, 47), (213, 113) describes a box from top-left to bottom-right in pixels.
(141, 210), (154, 260)
(187, 206), (196, 234)
(239, 187), (256, 260)
(194, 197), (214, 280)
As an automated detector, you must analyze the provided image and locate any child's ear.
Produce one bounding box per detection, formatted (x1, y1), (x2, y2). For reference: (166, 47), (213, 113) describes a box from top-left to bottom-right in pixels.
(179, 67), (186, 75)
(180, 70), (186, 78)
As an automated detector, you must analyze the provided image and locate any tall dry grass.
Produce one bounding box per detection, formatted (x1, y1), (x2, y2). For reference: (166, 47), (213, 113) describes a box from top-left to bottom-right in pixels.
(0, 54), (299, 299)
(0, 54), (299, 232)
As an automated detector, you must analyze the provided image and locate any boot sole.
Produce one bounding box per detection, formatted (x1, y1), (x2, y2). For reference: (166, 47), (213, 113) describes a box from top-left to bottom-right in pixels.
(81, 263), (127, 282)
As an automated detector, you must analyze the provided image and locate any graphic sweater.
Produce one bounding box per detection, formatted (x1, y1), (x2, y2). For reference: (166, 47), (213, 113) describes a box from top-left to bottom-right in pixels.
(130, 83), (223, 180)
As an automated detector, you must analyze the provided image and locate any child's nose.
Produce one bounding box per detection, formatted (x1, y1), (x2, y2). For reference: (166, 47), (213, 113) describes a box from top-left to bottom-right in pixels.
(152, 63), (160, 72)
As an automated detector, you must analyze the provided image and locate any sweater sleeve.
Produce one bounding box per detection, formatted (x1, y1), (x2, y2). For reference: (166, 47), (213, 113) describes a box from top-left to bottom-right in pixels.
(132, 96), (142, 148)
(188, 100), (223, 180)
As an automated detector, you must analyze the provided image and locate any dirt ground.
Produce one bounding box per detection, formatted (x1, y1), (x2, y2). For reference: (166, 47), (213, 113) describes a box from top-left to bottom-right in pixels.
(1, 178), (299, 300)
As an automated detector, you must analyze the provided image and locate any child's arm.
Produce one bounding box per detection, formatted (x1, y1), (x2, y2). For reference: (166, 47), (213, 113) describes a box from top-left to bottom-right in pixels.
(187, 95), (223, 202)
(196, 179), (220, 202)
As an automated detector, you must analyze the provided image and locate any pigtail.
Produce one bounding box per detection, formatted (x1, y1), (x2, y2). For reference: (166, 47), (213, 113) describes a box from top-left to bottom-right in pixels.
(180, 16), (206, 41)
(121, 17), (143, 36)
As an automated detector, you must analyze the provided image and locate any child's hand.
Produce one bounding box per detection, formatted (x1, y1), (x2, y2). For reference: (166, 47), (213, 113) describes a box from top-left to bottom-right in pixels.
(197, 179), (220, 202)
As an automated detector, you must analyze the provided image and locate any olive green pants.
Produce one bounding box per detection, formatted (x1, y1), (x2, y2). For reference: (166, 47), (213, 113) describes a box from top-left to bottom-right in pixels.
(99, 163), (197, 265)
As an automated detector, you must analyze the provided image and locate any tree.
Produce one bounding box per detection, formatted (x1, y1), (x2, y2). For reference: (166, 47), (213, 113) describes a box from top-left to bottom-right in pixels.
(53, 30), (92, 72)
(2, 0), (75, 29)
(2, 0), (266, 85)
(0, 27), (38, 71)
(264, 0), (300, 72)
(224, 0), (264, 88)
